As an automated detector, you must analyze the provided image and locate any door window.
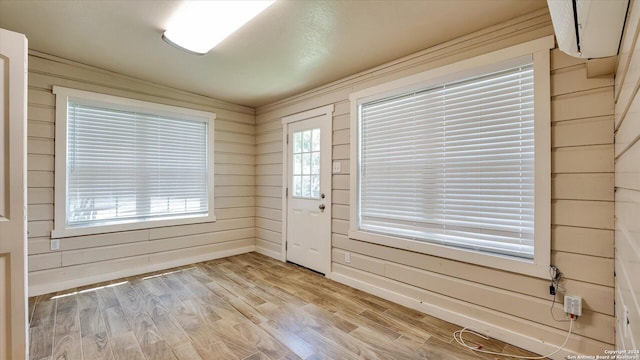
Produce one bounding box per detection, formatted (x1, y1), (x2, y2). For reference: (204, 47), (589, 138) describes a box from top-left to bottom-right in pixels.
(292, 128), (321, 199)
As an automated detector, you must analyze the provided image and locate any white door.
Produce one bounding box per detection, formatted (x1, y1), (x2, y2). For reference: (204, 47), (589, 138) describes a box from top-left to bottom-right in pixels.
(283, 106), (333, 275)
(0, 28), (28, 360)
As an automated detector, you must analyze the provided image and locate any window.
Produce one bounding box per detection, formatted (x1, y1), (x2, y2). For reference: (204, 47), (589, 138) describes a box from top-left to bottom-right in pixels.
(52, 87), (216, 238)
(292, 128), (321, 199)
(349, 37), (553, 277)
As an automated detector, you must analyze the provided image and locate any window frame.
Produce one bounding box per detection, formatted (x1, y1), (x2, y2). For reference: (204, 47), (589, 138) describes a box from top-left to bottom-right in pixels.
(52, 86), (216, 238)
(348, 36), (553, 278)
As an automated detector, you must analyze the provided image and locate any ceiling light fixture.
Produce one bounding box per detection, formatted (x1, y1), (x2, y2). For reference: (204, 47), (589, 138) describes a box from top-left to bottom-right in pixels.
(163, 0), (275, 55)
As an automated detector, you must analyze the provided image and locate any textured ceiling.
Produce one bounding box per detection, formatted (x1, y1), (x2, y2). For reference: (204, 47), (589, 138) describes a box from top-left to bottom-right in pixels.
(0, 0), (548, 107)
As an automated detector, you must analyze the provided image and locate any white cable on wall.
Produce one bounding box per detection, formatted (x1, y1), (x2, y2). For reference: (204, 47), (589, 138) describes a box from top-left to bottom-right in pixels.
(453, 317), (574, 359)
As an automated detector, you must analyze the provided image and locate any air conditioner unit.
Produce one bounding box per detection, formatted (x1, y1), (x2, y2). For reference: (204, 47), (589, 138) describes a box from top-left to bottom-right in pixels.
(547, 0), (629, 58)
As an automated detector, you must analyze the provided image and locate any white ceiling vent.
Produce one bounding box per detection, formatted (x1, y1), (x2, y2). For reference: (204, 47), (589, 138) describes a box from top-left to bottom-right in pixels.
(547, 0), (629, 58)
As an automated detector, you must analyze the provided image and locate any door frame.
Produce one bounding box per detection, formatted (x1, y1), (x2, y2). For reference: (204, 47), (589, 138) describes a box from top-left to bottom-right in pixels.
(281, 104), (334, 273)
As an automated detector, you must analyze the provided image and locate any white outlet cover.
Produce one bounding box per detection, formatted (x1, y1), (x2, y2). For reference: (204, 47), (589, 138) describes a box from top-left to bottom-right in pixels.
(333, 161), (341, 173)
(50, 239), (60, 251)
(563, 295), (582, 317)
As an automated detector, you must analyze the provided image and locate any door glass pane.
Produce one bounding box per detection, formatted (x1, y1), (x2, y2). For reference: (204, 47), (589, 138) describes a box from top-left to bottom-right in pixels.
(301, 175), (311, 197)
(303, 130), (311, 152)
(294, 154), (302, 175)
(302, 153), (311, 175)
(291, 128), (321, 199)
(311, 152), (320, 174)
(294, 132), (302, 153)
(311, 175), (320, 198)
(312, 129), (320, 151)
(293, 175), (302, 197)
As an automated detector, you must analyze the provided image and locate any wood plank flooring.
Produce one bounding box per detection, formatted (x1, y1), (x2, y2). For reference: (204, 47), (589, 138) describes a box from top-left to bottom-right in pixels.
(28, 252), (543, 360)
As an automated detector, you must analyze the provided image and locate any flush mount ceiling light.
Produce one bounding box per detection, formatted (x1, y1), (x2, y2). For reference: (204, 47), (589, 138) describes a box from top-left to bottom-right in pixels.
(163, 0), (275, 55)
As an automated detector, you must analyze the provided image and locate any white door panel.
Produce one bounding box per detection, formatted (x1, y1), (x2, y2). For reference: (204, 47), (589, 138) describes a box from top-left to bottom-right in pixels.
(284, 106), (332, 274)
(0, 28), (28, 360)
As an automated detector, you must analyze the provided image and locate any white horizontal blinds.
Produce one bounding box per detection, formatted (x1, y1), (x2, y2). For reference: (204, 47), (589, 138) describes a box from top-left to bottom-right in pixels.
(66, 102), (208, 228)
(359, 61), (535, 260)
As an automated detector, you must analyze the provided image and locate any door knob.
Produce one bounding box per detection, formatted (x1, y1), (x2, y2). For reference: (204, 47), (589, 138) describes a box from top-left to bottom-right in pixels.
(319, 204), (326, 211)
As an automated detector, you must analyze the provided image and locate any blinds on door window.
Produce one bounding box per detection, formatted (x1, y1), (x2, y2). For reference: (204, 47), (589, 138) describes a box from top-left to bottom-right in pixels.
(358, 61), (535, 260)
(66, 102), (209, 228)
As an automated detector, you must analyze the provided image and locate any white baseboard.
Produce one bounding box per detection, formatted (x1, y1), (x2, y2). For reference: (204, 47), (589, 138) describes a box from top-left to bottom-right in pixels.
(328, 271), (578, 360)
(254, 245), (281, 260)
(29, 245), (255, 297)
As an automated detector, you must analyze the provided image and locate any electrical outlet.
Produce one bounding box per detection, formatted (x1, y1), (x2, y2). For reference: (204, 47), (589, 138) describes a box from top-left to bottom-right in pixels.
(50, 239), (60, 251)
(333, 161), (341, 173)
(344, 252), (351, 263)
(563, 295), (582, 317)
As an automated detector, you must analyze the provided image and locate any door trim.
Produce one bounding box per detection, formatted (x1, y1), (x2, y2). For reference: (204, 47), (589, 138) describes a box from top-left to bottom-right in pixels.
(281, 104), (334, 269)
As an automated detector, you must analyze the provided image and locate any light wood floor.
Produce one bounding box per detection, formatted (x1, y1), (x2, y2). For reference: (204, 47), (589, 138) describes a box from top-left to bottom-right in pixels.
(28, 252), (542, 360)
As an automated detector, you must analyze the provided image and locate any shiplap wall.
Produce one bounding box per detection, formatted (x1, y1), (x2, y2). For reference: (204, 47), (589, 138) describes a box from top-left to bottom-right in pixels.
(27, 52), (256, 296)
(614, 0), (640, 351)
(256, 9), (615, 357)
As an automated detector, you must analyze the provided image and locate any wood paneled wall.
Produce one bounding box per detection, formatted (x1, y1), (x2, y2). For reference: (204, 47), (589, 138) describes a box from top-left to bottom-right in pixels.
(614, 0), (640, 351)
(256, 9), (615, 357)
(27, 52), (256, 296)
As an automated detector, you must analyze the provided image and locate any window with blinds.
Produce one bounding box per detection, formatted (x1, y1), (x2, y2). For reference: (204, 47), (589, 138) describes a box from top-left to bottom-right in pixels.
(357, 60), (536, 260)
(52, 86), (215, 237)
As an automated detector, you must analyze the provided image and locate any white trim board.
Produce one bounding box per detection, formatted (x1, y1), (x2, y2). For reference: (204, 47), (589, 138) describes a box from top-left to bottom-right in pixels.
(254, 244), (281, 260)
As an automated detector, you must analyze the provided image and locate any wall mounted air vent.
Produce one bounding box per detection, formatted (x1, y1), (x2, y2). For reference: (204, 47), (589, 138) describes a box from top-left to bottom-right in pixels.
(547, 0), (629, 58)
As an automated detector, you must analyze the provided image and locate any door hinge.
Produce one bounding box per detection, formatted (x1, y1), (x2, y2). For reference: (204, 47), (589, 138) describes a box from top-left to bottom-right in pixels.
(286, 187), (288, 197)
(286, 134), (289, 144)
(285, 241), (288, 251)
